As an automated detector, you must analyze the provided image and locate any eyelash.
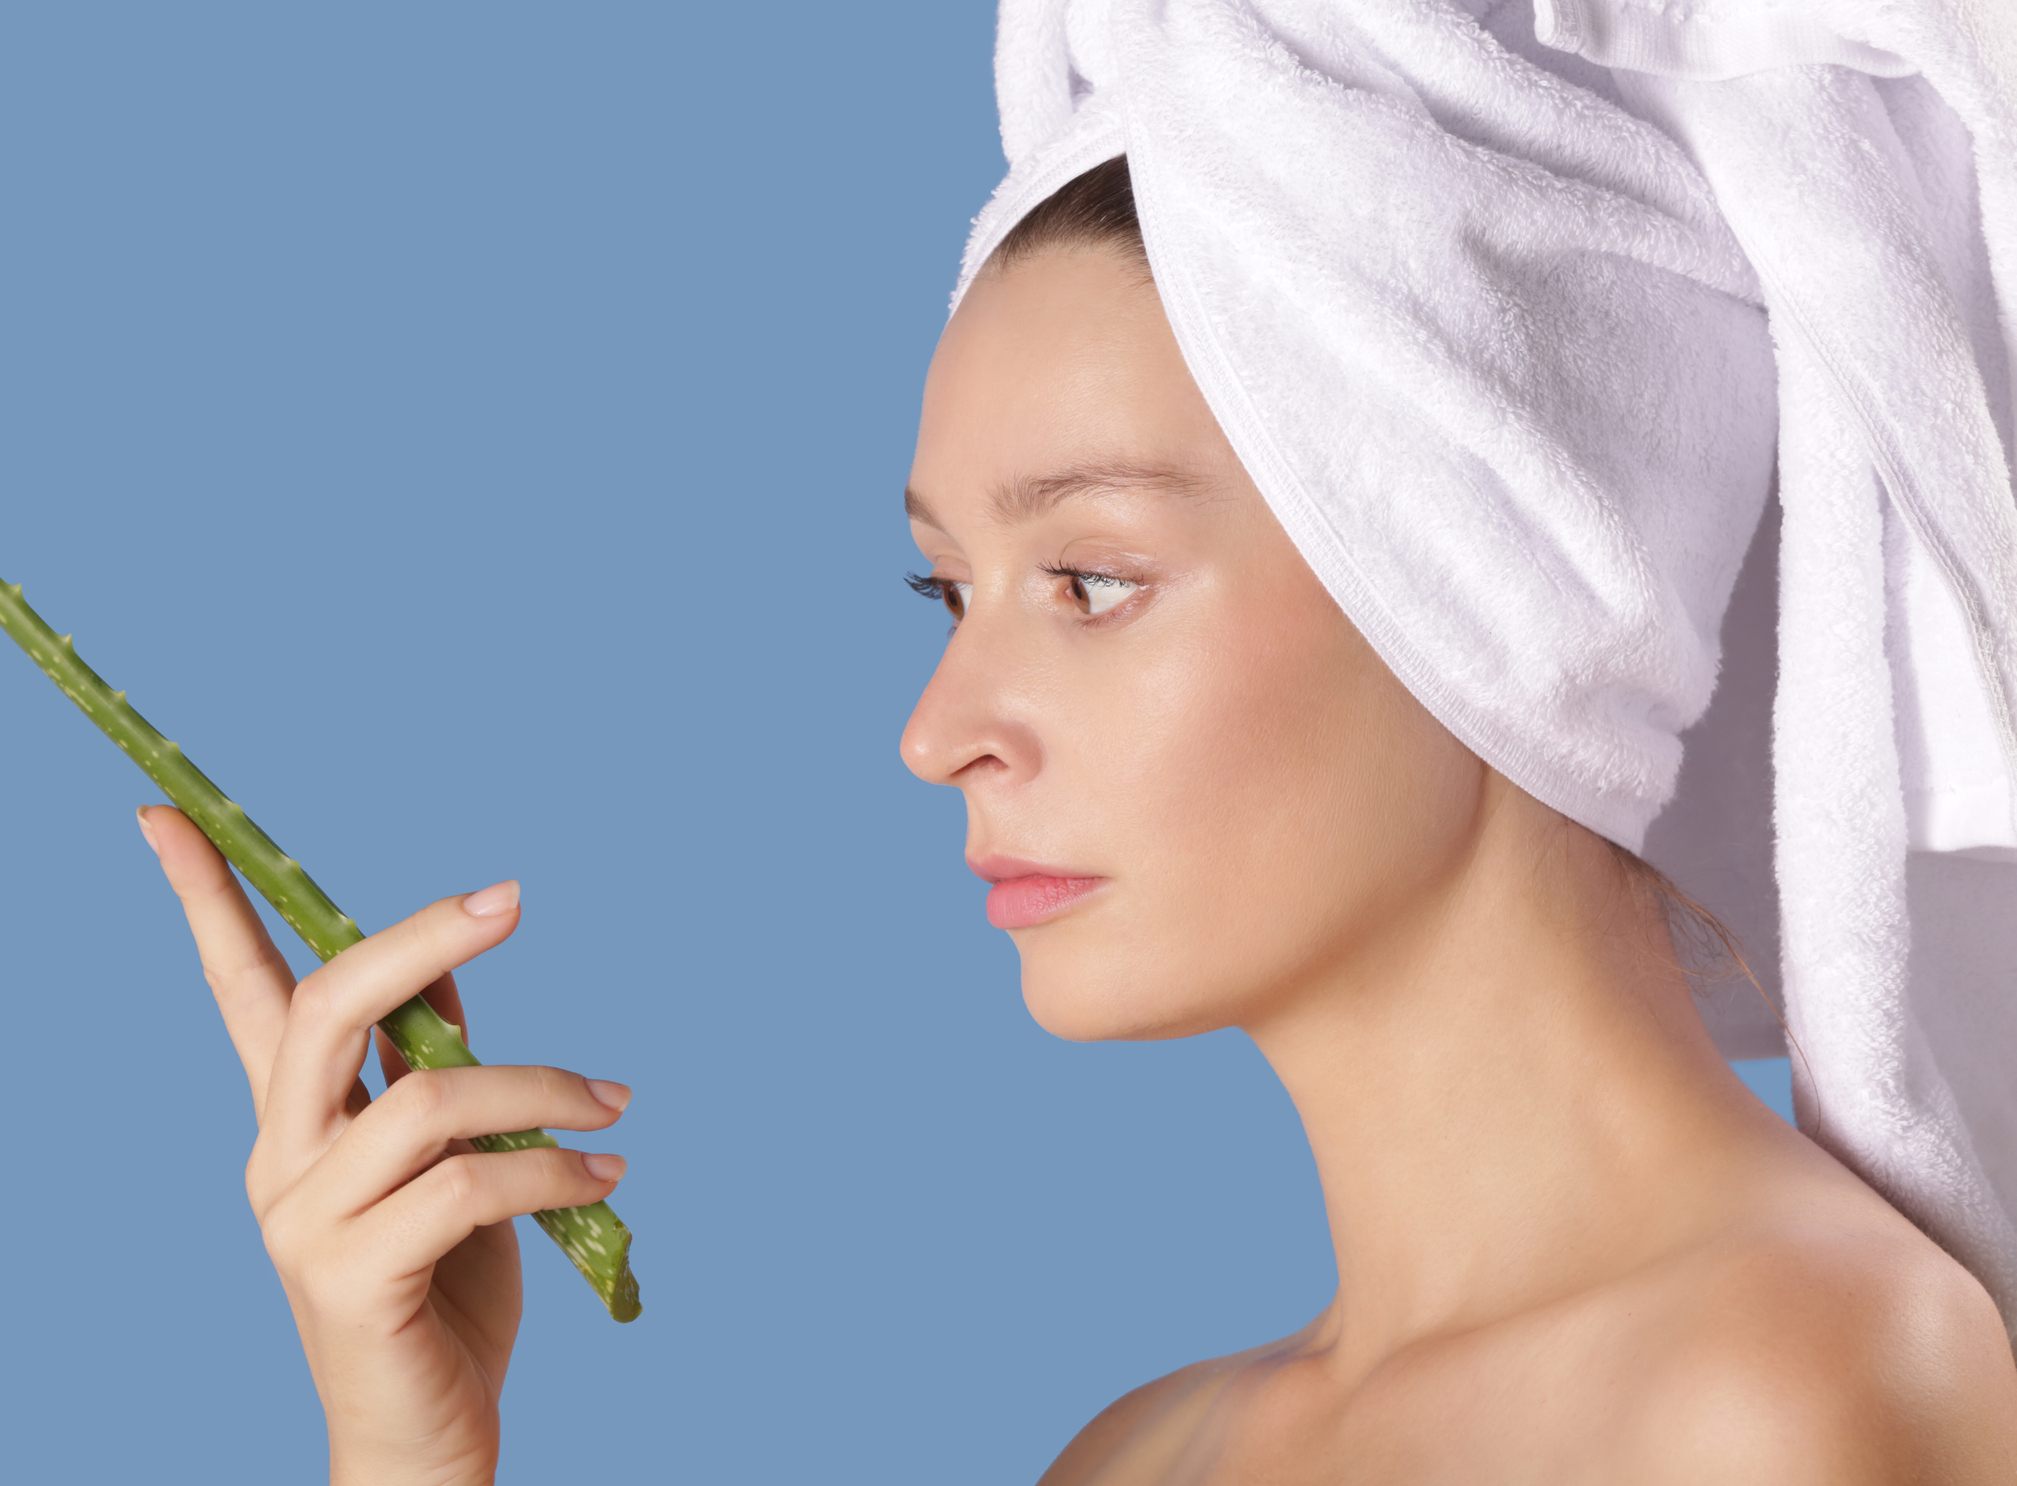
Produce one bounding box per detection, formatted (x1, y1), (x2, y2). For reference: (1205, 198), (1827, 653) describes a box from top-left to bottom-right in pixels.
(1038, 563), (1120, 585)
(903, 566), (1142, 621)
(1039, 563), (1140, 618)
(906, 571), (970, 628)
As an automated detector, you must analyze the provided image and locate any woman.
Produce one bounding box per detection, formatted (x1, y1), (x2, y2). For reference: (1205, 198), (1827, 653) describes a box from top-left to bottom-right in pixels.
(141, 0), (2017, 1479)
(901, 160), (2017, 1479)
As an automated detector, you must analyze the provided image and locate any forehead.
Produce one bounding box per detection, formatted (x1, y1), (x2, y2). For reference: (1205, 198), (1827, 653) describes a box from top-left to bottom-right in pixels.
(908, 251), (1227, 529)
(905, 461), (1208, 534)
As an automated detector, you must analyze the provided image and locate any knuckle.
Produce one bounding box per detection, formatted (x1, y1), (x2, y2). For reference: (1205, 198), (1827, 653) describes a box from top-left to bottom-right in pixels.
(433, 1153), (483, 1209)
(199, 942), (290, 997)
(173, 857), (237, 904)
(532, 1064), (573, 1105)
(373, 909), (456, 984)
(386, 1066), (453, 1126)
(380, 912), (426, 960)
(516, 1146), (575, 1197)
(259, 1196), (311, 1272)
(244, 1139), (291, 1215)
(552, 1145), (593, 1182)
(405, 903), (459, 960)
(244, 1156), (274, 1215)
(287, 971), (340, 1025)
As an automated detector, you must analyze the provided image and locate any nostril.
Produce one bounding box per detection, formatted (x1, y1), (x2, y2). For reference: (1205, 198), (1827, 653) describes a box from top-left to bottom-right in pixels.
(902, 655), (1035, 785)
(952, 752), (1009, 782)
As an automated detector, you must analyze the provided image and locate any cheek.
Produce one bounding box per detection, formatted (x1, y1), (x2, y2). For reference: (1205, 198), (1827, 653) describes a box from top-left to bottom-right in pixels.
(1153, 610), (1426, 901)
(1027, 589), (1482, 1037)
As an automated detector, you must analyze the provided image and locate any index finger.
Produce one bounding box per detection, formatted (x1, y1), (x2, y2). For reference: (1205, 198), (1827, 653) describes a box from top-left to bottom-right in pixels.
(139, 804), (295, 1115)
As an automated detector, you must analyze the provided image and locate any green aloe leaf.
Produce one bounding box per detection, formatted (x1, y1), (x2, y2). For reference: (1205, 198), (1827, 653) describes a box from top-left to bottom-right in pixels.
(0, 578), (640, 1323)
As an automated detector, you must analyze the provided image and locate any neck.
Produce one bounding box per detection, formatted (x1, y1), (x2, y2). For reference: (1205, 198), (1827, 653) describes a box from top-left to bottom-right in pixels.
(1243, 779), (1779, 1379)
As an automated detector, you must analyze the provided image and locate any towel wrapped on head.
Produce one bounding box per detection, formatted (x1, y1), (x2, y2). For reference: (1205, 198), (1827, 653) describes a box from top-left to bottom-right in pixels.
(957, 0), (2017, 1337)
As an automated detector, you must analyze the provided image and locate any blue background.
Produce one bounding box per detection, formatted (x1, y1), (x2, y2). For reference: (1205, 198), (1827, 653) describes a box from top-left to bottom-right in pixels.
(0, 7), (1792, 1481)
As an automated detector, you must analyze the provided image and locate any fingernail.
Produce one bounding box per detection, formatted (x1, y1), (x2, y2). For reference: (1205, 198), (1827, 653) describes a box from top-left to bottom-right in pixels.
(586, 1079), (632, 1111)
(462, 880), (520, 918)
(135, 807), (160, 856)
(582, 1152), (626, 1182)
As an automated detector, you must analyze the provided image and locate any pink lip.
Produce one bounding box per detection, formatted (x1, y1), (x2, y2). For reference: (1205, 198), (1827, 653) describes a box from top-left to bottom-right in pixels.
(968, 855), (1108, 930)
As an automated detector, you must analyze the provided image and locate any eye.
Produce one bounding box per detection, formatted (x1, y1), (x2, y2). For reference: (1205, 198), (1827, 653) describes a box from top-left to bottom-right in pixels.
(1060, 570), (1137, 616)
(904, 572), (973, 621)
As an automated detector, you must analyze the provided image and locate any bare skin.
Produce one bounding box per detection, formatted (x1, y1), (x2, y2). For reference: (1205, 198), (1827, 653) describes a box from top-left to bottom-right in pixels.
(901, 248), (2017, 1482)
(136, 239), (2015, 1483)
(138, 804), (628, 1486)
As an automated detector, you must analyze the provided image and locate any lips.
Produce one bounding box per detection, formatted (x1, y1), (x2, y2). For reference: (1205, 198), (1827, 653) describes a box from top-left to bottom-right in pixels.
(968, 856), (1108, 929)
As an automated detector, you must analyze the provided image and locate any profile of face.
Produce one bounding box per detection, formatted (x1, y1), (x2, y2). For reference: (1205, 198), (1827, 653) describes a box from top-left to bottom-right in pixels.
(903, 250), (1487, 1043)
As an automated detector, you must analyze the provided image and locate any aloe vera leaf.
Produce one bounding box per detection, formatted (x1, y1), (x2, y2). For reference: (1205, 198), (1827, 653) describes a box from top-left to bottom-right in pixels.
(0, 578), (641, 1323)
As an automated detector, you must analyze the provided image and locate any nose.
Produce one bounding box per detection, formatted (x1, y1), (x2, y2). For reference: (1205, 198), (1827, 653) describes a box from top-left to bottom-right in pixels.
(900, 622), (1043, 787)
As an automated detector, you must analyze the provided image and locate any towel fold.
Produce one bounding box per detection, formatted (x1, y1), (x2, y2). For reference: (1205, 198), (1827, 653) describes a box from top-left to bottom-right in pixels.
(959, 0), (2017, 1335)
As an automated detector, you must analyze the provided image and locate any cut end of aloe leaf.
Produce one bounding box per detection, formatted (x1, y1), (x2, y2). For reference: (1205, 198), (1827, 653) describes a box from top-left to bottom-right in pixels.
(1, 576), (647, 1323)
(605, 1261), (643, 1325)
(532, 1202), (642, 1323)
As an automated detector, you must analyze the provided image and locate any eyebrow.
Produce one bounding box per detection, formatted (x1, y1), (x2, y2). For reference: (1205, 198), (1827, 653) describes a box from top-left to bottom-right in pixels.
(904, 461), (1205, 531)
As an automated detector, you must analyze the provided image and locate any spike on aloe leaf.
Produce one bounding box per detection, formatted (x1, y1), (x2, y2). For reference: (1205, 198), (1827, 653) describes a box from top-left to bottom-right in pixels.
(0, 578), (641, 1322)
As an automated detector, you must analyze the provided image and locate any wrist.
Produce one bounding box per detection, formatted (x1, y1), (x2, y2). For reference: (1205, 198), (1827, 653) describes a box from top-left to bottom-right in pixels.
(330, 1443), (496, 1486)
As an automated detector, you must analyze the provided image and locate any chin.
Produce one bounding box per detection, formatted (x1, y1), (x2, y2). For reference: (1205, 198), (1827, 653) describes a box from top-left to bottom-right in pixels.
(1014, 926), (1239, 1043)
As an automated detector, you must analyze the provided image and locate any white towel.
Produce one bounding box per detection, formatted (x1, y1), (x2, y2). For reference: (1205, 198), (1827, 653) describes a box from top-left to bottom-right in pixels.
(957, 0), (2017, 1336)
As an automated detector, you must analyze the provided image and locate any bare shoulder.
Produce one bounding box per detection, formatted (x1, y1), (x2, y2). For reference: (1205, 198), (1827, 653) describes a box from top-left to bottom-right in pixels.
(1622, 1208), (2017, 1484)
(1034, 1341), (1277, 1486)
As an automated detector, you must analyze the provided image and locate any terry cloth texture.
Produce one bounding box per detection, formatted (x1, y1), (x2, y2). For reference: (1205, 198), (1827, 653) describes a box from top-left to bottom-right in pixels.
(956, 0), (2017, 1336)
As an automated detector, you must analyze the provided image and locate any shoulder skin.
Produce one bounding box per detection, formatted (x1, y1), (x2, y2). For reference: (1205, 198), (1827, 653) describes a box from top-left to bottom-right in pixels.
(1630, 1225), (2017, 1485)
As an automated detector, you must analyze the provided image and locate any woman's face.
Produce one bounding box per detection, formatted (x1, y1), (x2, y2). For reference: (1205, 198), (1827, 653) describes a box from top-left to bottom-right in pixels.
(902, 249), (1484, 1041)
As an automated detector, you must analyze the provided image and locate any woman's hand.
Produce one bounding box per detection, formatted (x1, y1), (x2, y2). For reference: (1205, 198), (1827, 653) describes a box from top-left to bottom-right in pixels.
(137, 805), (628, 1486)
